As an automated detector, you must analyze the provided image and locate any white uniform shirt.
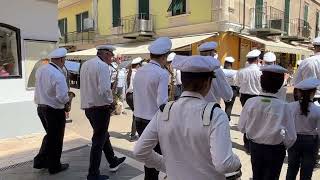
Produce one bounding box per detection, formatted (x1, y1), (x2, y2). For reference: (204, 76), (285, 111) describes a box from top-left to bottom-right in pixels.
(288, 101), (320, 136)
(205, 68), (233, 102)
(126, 68), (137, 94)
(236, 64), (262, 95)
(117, 68), (127, 88)
(133, 91), (241, 180)
(80, 56), (113, 109)
(238, 92), (297, 148)
(34, 63), (69, 109)
(133, 60), (169, 120)
(222, 68), (238, 86)
(293, 53), (320, 98)
(174, 69), (182, 85)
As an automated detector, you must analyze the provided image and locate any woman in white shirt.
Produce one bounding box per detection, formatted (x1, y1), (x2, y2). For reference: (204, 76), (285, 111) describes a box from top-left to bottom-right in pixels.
(286, 78), (320, 180)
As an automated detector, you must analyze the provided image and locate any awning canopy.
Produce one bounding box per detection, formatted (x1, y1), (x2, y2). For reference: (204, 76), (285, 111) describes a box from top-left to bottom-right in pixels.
(239, 34), (313, 56)
(66, 33), (216, 61)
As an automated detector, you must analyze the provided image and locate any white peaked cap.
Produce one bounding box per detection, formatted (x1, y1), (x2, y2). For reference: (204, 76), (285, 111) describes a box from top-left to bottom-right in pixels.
(225, 56), (235, 63)
(131, 57), (143, 65)
(96, 45), (116, 51)
(167, 52), (176, 62)
(172, 55), (220, 72)
(198, 41), (218, 52)
(48, 48), (67, 59)
(297, 60), (302, 66)
(260, 64), (288, 74)
(263, 52), (276, 62)
(148, 37), (172, 55)
(313, 37), (320, 46)
(246, 49), (261, 58)
(295, 78), (320, 90)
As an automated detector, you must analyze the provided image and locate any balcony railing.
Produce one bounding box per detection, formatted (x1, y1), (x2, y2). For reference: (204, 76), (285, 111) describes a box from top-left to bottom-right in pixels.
(116, 14), (155, 36)
(250, 6), (284, 33)
(287, 18), (311, 39)
(59, 30), (95, 45)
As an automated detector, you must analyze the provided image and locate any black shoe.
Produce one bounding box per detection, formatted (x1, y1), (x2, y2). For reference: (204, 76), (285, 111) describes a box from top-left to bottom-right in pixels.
(33, 162), (48, 169)
(33, 156), (48, 169)
(87, 174), (109, 180)
(49, 163), (69, 174)
(109, 157), (126, 172)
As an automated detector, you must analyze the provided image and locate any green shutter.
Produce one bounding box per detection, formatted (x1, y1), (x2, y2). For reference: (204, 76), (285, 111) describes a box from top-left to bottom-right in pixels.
(76, 14), (81, 32)
(139, 0), (149, 19)
(58, 19), (64, 35)
(168, 0), (186, 16)
(82, 12), (89, 31)
(284, 0), (290, 34)
(112, 0), (120, 27)
(304, 5), (308, 22)
(255, 0), (264, 28)
(316, 12), (319, 37)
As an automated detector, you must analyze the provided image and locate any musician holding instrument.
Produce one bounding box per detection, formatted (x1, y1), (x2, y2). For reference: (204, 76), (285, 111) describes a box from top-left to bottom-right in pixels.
(33, 48), (70, 174)
(80, 45), (126, 180)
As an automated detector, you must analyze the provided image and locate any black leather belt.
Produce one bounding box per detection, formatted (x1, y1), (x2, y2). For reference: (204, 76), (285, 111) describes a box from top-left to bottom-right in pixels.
(38, 104), (64, 110)
(297, 134), (318, 140)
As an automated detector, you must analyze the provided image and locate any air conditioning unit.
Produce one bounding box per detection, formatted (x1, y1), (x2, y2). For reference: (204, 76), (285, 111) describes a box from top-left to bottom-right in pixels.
(84, 18), (94, 30)
(270, 19), (282, 30)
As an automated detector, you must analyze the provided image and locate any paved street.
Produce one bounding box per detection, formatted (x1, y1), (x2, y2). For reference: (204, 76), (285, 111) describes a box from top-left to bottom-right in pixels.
(0, 88), (320, 179)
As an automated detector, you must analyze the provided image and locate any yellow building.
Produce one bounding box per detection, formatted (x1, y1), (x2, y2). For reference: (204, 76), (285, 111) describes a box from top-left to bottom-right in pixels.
(59, 0), (315, 69)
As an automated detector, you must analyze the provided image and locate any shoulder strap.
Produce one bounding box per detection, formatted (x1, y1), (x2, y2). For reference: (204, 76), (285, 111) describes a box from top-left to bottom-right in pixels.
(202, 102), (221, 126)
(160, 101), (175, 121)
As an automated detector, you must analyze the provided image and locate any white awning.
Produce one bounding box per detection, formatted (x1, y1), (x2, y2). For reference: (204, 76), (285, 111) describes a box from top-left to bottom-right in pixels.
(239, 34), (314, 56)
(66, 33), (216, 60)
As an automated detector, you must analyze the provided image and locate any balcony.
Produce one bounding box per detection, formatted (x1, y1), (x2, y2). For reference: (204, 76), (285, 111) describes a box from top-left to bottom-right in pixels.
(281, 19), (311, 42)
(115, 14), (155, 39)
(250, 6), (285, 36)
(59, 31), (95, 45)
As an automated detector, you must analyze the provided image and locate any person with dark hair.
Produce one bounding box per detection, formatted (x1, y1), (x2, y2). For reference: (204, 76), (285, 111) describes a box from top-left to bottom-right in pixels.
(238, 65), (296, 180)
(80, 45), (126, 180)
(126, 57), (143, 141)
(294, 37), (320, 103)
(235, 49), (262, 153)
(133, 55), (241, 180)
(222, 56), (239, 121)
(198, 41), (233, 104)
(286, 78), (320, 180)
(133, 37), (171, 180)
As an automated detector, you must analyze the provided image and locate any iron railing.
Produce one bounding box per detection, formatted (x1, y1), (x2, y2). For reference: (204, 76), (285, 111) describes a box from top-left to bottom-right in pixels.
(250, 6), (285, 32)
(286, 18), (311, 39)
(60, 30), (95, 45)
(116, 14), (155, 35)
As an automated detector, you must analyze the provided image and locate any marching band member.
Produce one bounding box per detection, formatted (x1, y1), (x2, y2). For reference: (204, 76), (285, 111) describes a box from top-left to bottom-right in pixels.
(198, 41), (233, 103)
(167, 52), (183, 100)
(33, 48), (70, 174)
(222, 56), (238, 121)
(235, 49), (262, 153)
(80, 45), (126, 180)
(133, 37), (171, 179)
(263, 52), (276, 65)
(126, 57), (143, 141)
(238, 65), (296, 180)
(286, 78), (320, 180)
(133, 55), (241, 180)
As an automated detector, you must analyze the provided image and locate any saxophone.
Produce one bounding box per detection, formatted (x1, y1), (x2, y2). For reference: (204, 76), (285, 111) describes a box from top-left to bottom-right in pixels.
(63, 65), (76, 112)
(164, 64), (175, 101)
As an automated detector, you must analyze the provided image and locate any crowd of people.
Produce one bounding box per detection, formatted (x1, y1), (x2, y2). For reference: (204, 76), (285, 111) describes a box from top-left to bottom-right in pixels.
(32, 36), (320, 180)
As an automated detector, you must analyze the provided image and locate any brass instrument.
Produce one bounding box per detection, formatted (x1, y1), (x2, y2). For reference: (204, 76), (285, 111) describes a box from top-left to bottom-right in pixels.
(65, 91), (75, 112)
(164, 64), (175, 101)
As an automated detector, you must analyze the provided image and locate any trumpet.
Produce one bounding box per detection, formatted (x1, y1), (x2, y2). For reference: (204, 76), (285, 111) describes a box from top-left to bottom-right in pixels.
(64, 91), (75, 112)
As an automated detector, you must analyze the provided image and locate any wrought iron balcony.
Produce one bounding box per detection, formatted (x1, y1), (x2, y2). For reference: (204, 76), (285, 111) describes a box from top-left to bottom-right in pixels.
(282, 18), (311, 41)
(59, 30), (95, 45)
(250, 6), (285, 36)
(115, 14), (155, 39)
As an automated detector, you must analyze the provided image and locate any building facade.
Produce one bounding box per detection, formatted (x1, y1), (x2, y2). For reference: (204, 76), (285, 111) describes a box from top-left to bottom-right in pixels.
(58, 0), (319, 68)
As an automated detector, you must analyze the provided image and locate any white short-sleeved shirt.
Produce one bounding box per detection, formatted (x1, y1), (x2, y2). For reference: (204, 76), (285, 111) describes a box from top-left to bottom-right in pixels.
(236, 64), (262, 95)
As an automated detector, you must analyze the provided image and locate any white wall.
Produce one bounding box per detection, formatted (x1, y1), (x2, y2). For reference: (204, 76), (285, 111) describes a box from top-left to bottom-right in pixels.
(0, 0), (59, 138)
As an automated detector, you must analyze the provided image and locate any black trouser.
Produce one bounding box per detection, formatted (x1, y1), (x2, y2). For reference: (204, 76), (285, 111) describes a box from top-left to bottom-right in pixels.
(240, 93), (258, 153)
(34, 106), (66, 170)
(126, 93), (136, 136)
(224, 86), (239, 121)
(135, 117), (162, 180)
(250, 141), (286, 180)
(286, 134), (319, 180)
(85, 107), (117, 176)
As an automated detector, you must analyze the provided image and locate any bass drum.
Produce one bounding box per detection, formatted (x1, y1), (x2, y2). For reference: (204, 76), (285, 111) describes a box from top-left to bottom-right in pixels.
(225, 170), (241, 180)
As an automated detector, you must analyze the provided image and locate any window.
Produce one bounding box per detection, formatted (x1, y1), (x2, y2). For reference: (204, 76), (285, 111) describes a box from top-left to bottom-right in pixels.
(316, 11), (320, 37)
(284, 0), (290, 34)
(139, 0), (149, 19)
(112, 0), (121, 27)
(24, 40), (57, 88)
(0, 23), (22, 79)
(167, 0), (186, 16)
(58, 18), (67, 36)
(76, 11), (89, 32)
(304, 4), (309, 22)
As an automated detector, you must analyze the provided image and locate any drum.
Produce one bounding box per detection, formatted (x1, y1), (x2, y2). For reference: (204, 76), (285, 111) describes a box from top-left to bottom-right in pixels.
(225, 170), (241, 180)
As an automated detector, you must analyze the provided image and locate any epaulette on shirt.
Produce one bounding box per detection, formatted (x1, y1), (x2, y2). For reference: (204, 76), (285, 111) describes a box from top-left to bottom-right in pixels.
(160, 101), (220, 126)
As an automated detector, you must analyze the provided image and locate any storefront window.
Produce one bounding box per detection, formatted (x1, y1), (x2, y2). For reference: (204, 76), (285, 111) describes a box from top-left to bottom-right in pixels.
(0, 23), (21, 78)
(24, 40), (57, 89)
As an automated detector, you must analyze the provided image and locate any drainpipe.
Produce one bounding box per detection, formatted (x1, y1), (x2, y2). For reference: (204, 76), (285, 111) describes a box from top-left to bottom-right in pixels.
(240, 0), (246, 33)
